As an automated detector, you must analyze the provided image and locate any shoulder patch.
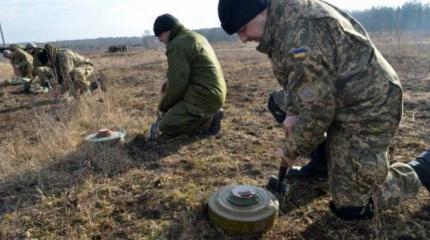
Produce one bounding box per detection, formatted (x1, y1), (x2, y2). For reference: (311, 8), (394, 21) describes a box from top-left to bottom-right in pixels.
(297, 83), (319, 102)
(290, 47), (308, 60)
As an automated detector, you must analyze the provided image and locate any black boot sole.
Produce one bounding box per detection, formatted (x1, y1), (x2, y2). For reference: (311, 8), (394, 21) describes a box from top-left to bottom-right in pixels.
(409, 149), (430, 192)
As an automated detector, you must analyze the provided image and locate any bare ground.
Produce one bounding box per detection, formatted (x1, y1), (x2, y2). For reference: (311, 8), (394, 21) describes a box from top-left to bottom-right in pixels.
(0, 37), (429, 239)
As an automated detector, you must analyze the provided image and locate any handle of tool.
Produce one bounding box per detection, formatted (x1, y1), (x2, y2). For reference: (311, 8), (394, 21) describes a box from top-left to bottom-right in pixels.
(277, 165), (288, 192)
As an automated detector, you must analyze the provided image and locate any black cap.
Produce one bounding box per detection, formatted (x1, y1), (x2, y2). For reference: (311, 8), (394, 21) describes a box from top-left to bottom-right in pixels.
(218, 0), (270, 35)
(153, 14), (179, 37)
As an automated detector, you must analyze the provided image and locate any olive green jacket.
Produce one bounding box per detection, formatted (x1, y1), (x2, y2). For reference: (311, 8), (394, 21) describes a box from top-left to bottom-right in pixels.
(159, 24), (227, 115)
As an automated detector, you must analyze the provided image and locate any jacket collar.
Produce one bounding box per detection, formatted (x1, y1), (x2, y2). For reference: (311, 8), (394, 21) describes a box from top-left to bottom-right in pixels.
(168, 23), (186, 43)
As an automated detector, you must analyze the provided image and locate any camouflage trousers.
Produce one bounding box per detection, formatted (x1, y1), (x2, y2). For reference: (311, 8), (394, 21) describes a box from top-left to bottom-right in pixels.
(327, 87), (422, 210)
(159, 101), (213, 137)
(15, 62), (33, 78)
(327, 129), (421, 209)
(70, 65), (94, 91)
(34, 66), (54, 86)
(66, 65), (94, 94)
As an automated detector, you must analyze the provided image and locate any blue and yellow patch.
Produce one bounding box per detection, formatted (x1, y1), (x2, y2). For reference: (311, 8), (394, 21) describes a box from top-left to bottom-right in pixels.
(290, 47), (307, 59)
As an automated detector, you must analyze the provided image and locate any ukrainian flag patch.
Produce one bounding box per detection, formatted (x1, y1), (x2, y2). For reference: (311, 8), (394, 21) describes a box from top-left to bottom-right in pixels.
(291, 47), (307, 59)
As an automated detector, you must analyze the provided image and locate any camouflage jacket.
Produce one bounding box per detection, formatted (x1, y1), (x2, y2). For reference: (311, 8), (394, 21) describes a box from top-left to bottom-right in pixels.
(54, 49), (93, 83)
(159, 24), (227, 115)
(11, 48), (33, 69)
(257, 0), (402, 159)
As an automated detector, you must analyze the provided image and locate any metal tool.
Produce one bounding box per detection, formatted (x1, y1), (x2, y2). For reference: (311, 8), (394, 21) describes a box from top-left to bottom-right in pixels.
(148, 117), (161, 141)
(267, 165), (289, 194)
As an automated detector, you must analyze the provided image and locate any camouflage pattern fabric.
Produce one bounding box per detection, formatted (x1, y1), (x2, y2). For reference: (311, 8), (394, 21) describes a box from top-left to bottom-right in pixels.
(10, 48), (33, 78)
(270, 89), (295, 116)
(45, 44), (94, 95)
(34, 66), (54, 86)
(56, 49), (94, 94)
(257, 0), (421, 209)
(70, 64), (94, 91)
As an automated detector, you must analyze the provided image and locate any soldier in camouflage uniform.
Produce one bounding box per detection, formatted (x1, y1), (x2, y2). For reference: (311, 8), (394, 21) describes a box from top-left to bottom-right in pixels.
(152, 14), (227, 137)
(219, 0), (430, 220)
(3, 45), (33, 79)
(33, 66), (54, 89)
(25, 43), (54, 89)
(38, 43), (94, 96)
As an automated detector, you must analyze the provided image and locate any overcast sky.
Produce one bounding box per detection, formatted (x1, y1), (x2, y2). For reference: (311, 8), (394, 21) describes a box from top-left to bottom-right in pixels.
(1, 0), (429, 43)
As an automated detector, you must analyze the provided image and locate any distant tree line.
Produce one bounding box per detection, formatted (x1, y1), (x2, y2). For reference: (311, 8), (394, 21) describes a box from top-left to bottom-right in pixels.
(350, 1), (430, 32)
(52, 37), (150, 52)
(31, 27), (237, 52)
(15, 1), (428, 52)
(196, 28), (238, 43)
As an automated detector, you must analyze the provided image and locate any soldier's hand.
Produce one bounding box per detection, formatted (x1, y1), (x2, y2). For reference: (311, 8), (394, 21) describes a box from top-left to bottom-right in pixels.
(276, 149), (296, 167)
(282, 115), (298, 137)
(160, 80), (167, 95)
(157, 110), (165, 119)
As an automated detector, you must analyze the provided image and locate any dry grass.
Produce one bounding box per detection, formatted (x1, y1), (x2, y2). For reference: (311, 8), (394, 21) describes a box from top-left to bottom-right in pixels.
(0, 36), (429, 239)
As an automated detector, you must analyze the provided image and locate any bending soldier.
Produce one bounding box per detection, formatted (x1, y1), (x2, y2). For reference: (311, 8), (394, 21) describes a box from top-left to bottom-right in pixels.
(24, 43), (54, 90)
(152, 14), (227, 137)
(2, 44), (33, 79)
(218, 0), (430, 220)
(38, 43), (94, 96)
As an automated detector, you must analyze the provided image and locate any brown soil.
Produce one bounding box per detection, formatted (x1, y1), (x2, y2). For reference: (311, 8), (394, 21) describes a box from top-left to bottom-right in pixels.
(0, 38), (429, 239)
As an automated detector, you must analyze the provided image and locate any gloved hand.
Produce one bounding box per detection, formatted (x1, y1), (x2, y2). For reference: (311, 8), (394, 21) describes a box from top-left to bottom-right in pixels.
(268, 92), (287, 124)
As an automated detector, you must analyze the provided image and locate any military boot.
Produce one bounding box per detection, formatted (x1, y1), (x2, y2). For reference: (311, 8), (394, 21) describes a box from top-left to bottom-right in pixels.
(286, 141), (328, 181)
(210, 109), (224, 134)
(408, 149), (430, 192)
(199, 109), (224, 136)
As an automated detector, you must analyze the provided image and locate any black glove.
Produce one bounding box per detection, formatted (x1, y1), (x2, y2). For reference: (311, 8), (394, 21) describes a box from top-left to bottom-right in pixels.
(268, 93), (287, 124)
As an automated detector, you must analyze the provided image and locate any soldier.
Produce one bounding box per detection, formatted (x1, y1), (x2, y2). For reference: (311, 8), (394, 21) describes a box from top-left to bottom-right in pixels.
(3, 44), (33, 79)
(218, 0), (430, 220)
(37, 43), (94, 96)
(152, 14), (227, 137)
(24, 43), (53, 92)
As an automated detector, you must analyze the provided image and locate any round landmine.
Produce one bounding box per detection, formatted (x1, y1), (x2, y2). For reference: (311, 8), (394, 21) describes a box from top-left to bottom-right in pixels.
(208, 185), (279, 235)
(85, 128), (126, 144)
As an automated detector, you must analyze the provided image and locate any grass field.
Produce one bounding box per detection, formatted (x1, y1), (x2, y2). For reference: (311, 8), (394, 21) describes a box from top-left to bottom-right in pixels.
(0, 35), (429, 239)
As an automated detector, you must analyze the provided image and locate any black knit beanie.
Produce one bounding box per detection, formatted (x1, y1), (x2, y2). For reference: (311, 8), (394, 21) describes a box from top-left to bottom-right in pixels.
(218, 0), (270, 35)
(153, 14), (179, 37)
